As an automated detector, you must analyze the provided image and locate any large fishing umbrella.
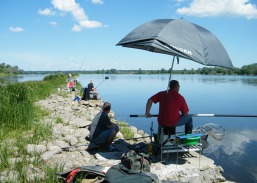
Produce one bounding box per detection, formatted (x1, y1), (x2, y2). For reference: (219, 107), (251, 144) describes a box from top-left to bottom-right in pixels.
(117, 19), (257, 118)
(117, 19), (256, 157)
(117, 19), (233, 69)
(117, 19), (234, 156)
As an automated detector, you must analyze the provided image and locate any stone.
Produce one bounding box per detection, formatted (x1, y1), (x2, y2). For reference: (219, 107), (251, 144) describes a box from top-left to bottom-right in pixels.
(133, 133), (142, 140)
(41, 151), (54, 161)
(47, 145), (62, 154)
(26, 144), (47, 154)
(0, 85), (228, 182)
(130, 126), (138, 134)
(0, 170), (18, 182)
(63, 135), (78, 146)
(54, 140), (70, 148)
(116, 132), (124, 139)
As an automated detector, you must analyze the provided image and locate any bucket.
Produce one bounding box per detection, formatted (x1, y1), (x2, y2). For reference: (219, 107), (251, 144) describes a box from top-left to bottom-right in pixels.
(178, 134), (200, 145)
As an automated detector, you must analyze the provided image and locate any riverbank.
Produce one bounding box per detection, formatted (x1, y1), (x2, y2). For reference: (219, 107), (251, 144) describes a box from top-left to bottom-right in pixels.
(0, 85), (230, 182)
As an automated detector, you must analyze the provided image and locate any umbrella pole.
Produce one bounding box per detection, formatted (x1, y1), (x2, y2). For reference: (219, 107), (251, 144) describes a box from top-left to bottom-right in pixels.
(167, 56), (176, 91)
(155, 56), (176, 158)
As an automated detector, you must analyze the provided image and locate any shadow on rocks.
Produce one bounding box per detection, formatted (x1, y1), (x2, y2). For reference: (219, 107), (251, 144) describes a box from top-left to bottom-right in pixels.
(86, 139), (150, 160)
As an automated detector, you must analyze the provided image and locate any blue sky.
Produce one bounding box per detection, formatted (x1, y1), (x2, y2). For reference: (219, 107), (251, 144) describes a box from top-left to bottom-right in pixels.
(1, 0), (257, 71)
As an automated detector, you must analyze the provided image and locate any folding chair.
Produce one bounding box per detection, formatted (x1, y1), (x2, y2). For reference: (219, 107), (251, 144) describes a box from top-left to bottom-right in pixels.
(156, 125), (204, 165)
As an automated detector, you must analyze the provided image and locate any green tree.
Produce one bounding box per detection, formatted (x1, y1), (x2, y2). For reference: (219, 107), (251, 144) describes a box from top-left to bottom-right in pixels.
(160, 68), (166, 73)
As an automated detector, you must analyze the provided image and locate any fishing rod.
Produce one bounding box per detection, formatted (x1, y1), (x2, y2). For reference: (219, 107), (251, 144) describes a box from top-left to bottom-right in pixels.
(61, 144), (89, 151)
(130, 114), (257, 118)
(78, 54), (87, 72)
(95, 76), (109, 89)
(124, 136), (151, 141)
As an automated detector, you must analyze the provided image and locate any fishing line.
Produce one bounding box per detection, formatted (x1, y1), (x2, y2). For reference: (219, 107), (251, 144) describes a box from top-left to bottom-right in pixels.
(79, 54), (87, 72)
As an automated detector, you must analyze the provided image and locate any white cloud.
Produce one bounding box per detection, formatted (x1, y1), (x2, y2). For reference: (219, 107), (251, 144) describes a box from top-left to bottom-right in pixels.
(51, 0), (102, 31)
(9, 27), (24, 32)
(49, 21), (58, 27)
(204, 129), (257, 156)
(72, 24), (82, 32)
(52, 0), (80, 12)
(92, 0), (104, 5)
(38, 8), (56, 16)
(79, 20), (102, 28)
(177, 0), (257, 19)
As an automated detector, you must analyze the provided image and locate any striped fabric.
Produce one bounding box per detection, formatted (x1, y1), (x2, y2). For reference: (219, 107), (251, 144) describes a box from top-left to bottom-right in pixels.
(89, 112), (102, 139)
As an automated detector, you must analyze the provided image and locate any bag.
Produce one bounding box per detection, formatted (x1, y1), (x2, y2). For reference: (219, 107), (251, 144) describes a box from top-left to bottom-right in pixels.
(105, 164), (159, 183)
(121, 150), (151, 172)
(56, 166), (107, 183)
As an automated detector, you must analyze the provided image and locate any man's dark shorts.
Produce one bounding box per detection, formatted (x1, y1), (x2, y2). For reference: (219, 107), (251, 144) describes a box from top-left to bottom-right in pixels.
(92, 125), (119, 145)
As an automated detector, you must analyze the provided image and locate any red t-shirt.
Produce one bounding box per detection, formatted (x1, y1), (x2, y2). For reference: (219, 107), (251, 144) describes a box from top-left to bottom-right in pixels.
(68, 81), (74, 88)
(151, 90), (189, 127)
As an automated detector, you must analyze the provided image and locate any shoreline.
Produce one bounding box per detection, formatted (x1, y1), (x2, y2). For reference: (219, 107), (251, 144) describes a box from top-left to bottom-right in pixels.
(0, 85), (231, 182)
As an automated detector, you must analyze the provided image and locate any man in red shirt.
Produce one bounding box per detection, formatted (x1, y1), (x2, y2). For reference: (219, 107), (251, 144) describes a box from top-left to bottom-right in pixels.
(145, 80), (193, 135)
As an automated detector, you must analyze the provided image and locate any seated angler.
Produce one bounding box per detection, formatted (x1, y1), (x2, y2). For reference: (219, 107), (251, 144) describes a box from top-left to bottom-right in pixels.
(88, 102), (119, 151)
(145, 80), (193, 138)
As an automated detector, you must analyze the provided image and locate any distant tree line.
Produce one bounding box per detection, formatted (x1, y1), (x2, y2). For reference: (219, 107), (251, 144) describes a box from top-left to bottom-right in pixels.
(0, 63), (24, 75)
(2, 62), (257, 76)
(88, 63), (257, 75)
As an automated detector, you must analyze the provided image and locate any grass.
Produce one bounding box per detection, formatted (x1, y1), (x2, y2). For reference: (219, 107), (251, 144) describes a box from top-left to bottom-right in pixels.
(0, 74), (137, 182)
(0, 74), (67, 135)
(0, 74), (67, 182)
(31, 122), (53, 144)
(116, 121), (135, 139)
(56, 117), (64, 124)
(0, 144), (12, 170)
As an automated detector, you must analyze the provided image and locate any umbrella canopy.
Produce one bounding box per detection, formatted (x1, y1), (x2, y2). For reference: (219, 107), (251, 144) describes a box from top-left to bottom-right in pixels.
(117, 19), (233, 69)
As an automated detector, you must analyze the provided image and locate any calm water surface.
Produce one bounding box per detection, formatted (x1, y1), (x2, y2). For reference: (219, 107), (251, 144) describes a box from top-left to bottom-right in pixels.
(2, 74), (257, 183)
(80, 74), (257, 183)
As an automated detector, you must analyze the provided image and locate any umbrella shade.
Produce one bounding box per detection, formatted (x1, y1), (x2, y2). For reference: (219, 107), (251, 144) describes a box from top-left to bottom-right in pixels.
(117, 19), (233, 69)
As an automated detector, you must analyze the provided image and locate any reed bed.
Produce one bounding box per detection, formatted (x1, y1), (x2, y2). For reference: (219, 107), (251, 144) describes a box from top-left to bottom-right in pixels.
(0, 74), (66, 134)
(0, 74), (67, 182)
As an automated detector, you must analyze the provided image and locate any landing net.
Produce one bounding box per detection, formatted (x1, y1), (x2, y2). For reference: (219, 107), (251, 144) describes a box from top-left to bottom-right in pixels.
(193, 123), (227, 141)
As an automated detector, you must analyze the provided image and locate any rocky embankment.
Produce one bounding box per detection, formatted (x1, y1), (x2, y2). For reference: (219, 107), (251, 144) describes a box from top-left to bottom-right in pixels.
(1, 86), (229, 182)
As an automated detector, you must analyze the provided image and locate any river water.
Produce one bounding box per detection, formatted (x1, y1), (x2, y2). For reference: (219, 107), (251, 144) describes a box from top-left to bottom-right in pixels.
(2, 74), (257, 182)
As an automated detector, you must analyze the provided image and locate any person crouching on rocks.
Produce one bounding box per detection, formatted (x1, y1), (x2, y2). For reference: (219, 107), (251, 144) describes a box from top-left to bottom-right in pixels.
(88, 102), (119, 151)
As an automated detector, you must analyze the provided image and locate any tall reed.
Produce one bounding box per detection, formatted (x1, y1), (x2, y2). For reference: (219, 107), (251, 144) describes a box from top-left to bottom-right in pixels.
(0, 74), (67, 181)
(0, 74), (66, 139)
(0, 83), (34, 130)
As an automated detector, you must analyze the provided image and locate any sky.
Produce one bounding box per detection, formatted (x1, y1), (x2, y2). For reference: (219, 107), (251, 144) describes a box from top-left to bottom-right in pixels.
(0, 0), (257, 71)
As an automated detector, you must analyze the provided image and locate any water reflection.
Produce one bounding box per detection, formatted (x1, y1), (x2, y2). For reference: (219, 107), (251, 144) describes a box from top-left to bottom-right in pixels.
(205, 129), (257, 156)
(195, 75), (257, 87)
(241, 78), (257, 86)
(204, 129), (257, 182)
(0, 75), (21, 84)
(0, 74), (47, 84)
(3, 73), (257, 182)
